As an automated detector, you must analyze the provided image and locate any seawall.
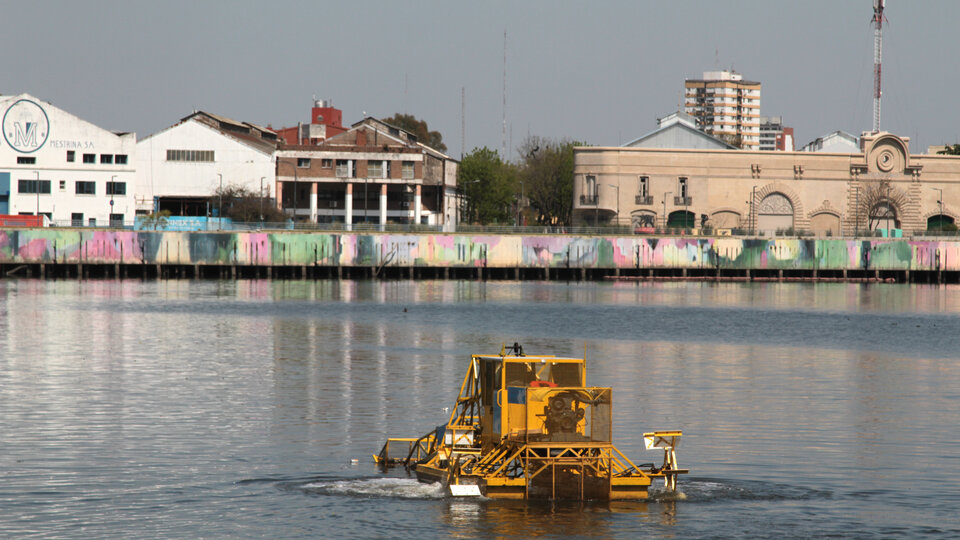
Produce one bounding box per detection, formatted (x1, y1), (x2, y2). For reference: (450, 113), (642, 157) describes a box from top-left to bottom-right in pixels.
(1, 228), (957, 282)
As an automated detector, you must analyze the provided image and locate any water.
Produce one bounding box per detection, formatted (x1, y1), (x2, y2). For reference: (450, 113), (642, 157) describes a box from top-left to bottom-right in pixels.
(1, 279), (958, 538)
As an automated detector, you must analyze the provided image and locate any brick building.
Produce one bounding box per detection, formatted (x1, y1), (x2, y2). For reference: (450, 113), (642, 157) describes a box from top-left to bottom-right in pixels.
(275, 118), (458, 229)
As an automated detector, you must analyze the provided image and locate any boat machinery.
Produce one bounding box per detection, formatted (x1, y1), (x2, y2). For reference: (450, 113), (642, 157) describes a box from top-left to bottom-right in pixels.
(374, 344), (687, 500)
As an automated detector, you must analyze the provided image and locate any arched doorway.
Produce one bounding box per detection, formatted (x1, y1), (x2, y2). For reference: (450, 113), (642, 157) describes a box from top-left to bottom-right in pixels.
(667, 210), (695, 229)
(809, 212), (840, 236)
(869, 202), (899, 231)
(631, 211), (657, 230)
(927, 214), (955, 231)
(757, 193), (794, 236)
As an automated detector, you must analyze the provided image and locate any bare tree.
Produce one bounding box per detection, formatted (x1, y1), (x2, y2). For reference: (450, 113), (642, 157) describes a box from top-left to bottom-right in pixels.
(855, 179), (909, 232)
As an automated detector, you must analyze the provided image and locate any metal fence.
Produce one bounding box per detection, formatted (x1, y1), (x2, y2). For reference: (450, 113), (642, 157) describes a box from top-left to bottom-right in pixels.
(33, 219), (960, 238)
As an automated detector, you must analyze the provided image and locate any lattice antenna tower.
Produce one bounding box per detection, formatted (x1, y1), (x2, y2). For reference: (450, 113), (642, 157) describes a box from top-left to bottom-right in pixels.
(872, 0), (887, 133)
(502, 30), (507, 161)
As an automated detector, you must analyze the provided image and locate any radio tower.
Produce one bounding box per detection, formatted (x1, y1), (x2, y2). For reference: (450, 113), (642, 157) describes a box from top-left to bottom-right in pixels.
(872, 0), (887, 133)
(502, 30), (507, 160)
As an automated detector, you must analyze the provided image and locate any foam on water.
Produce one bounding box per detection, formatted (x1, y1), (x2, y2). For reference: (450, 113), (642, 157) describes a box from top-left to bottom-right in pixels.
(652, 477), (832, 503)
(300, 477), (446, 500)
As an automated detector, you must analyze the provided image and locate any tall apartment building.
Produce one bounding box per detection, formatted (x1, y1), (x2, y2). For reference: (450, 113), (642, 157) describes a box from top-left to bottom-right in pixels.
(759, 116), (794, 151)
(684, 70), (761, 149)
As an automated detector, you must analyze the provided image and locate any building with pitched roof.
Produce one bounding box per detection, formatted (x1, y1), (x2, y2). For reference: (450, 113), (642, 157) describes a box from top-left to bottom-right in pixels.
(136, 111), (279, 217)
(0, 93), (136, 225)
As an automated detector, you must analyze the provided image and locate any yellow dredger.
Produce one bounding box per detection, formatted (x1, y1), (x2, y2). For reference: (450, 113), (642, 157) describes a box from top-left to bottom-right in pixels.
(374, 344), (687, 500)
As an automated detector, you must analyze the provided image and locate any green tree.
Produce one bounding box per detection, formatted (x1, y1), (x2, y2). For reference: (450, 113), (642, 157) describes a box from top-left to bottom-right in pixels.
(518, 137), (580, 225)
(382, 113), (447, 152)
(459, 147), (517, 224)
(937, 143), (960, 155)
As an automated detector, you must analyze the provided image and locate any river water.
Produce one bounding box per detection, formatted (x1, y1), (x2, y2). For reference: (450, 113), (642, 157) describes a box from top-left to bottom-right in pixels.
(0, 278), (958, 538)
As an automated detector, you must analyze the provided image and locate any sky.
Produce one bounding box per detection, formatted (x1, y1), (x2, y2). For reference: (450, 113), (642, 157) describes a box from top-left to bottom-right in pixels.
(3, 0), (958, 158)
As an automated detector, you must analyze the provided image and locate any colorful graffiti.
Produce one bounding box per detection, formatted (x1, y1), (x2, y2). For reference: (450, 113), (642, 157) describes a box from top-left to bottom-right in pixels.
(0, 229), (957, 271)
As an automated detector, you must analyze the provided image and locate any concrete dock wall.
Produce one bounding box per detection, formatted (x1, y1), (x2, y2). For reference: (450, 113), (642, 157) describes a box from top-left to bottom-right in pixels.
(1, 229), (957, 272)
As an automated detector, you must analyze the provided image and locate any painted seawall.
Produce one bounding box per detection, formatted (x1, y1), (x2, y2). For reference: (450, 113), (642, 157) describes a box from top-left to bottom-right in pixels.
(0, 229), (957, 274)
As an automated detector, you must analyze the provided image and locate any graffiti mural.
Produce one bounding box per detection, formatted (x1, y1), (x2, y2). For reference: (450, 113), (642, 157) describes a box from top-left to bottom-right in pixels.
(0, 229), (957, 271)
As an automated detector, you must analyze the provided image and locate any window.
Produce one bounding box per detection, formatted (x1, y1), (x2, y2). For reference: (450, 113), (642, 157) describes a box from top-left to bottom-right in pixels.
(166, 149), (215, 162)
(83, 153), (96, 164)
(638, 176), (649, 197)
(67, 151), (75, 162)
(109, 214), (124, 227)
(75, 181), (96, 195)
(335, 159), (352, 178)
(19, 179), (51, 194)
(17, 156), (36, 164)
(402, 161), (415, 179)
(297, 158), (311, 168)
(106, 181), (126, 196)
(321, 159), (332, 168)
(367, 160), (384, 178)
(678, 177), (688, 198)
(71, 213), (83, 226)
(100, 154), (113, 164)
(88, 218), (96, 226)
(114, 154), (128, 165)
(586, 175), (597, 197)
(59, 180), (66, 191)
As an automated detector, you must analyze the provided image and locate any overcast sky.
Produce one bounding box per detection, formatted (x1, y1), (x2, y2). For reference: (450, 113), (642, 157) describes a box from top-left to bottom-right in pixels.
(3, 1), (957, 158)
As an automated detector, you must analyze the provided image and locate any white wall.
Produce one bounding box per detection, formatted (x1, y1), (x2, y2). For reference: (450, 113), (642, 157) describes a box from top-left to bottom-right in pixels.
(136, 119), (276, 211)
(0, 93), (137, 224)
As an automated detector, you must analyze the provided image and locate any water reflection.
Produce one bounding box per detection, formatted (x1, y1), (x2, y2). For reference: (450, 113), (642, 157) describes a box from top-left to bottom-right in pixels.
(1, 279), (958, 538)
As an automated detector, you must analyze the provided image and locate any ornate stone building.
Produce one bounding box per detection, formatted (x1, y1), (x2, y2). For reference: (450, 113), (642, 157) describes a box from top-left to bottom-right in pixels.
(573, 132), (960, 236)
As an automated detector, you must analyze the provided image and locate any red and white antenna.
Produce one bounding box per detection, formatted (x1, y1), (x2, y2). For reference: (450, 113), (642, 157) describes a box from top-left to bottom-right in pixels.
(872, 0), (887, 133)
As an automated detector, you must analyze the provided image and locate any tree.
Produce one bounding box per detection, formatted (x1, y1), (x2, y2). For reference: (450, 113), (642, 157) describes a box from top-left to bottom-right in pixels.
(210, 184), (287, 223)
(937, 144), (960, 155)
(458, 147), (517, 224)
(381, 113), (447, 152)
(855, 179), (908, 232)
(518, 137), (579, 226)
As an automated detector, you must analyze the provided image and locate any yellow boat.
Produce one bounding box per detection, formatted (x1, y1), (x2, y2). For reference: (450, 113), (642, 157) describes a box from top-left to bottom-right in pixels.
(374, 344), (687, 500)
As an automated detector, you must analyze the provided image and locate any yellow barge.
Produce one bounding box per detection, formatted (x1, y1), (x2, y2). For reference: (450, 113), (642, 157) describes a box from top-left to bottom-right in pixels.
(374, 344), (687, 500)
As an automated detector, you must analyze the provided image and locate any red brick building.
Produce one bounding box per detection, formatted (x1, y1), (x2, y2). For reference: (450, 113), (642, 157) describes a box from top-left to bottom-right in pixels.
(275, 117), (458, 229)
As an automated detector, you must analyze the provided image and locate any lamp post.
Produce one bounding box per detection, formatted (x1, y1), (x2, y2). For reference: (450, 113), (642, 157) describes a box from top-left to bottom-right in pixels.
(662, 191), (672, 230)
(854, 185), (860, 237)
(35, 170), (40, 217)
(217, 173), (223, 230)
(260, 176), (265, 223)
(605, 183), (620, 227)
(110, 175), (117, 227)
(932, 187), (944, 232)
(516, 180), (524, 227)
(751, 185), (757, 234)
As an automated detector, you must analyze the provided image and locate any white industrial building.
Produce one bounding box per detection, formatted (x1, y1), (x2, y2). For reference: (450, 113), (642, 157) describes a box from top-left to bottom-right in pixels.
(136, 111), (278, 216)
(0, 93), (136, 225)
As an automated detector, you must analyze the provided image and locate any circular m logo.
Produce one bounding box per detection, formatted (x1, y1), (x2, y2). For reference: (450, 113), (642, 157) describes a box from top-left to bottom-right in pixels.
(3, 99), (50, 153)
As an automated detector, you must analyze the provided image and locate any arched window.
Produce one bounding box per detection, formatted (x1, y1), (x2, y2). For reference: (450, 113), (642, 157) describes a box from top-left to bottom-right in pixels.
(869, 202), (898, 231)
(757, 193), (794, 235)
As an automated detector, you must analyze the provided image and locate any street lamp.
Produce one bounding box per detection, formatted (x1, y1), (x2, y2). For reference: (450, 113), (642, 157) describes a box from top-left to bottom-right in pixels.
(217, 173), (223, 230)
(260, 176), (266, 222)
(751, 185), (757, 234)
(110, 175), (117, 227)
(662, 191), (672, 230)
(932, 187), (944, 232)
(605, 183), (620, 227)
(516, 180), (524, 227)
(854, 185), (860, 237)
(35, 170), (40, 217)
